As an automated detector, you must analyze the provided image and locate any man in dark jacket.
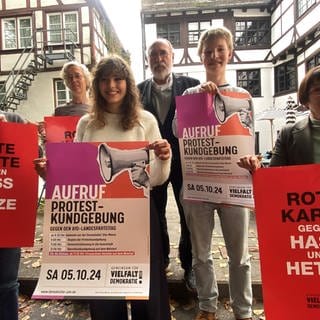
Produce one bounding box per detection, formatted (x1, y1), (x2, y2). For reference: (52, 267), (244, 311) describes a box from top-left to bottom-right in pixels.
(138, 39), (200, 291)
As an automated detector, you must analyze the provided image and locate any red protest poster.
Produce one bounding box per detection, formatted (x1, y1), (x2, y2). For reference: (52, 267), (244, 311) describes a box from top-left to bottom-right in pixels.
(0, 122), (38, 247)
(253, 164), (320, 319)
(45, 116), (80, 142)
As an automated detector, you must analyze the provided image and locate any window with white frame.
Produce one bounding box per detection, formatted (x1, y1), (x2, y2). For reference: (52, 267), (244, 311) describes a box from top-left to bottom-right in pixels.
(237, 69), (261, 97)
(47, 12), (78, 44)
(297, 0), (316, 17)
(188, 21), (211, 44)
(0, 81), (5, 103)
(2, 17), (32, 49)
(157, 23), (180, 46)
(235, 19), (270, 48)
(274, 60), (297, 94)
(55, 79), (72, 107)
(306, 52), (320, 71)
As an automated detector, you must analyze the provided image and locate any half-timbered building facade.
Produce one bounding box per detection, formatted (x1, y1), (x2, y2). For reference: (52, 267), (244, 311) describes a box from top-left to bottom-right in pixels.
(0, 0), (125, 121)
(141, 0), (320, 153)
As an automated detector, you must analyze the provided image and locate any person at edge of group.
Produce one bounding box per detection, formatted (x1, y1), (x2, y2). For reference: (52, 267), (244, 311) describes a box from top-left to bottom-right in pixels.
(0, 111), (26, 320)
(74, 55), (172, 320)
(37, 60), (91, 144)
(238, 65), (320, 173)
(138, 38), (200, 291)
(173, 26), (253, 320)
(54, 60), (91, 116)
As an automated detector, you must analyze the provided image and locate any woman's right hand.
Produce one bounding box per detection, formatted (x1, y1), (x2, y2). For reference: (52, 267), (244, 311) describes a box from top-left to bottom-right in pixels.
(148, 139), (171, 160)
(237, 155), (262, 173)
(199, 81), (219, 95)
(33, 157), (47, 180)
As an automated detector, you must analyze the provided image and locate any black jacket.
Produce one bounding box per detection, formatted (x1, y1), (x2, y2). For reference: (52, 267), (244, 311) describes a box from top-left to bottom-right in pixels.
(270, 116), (313, 166)
(138, 74), (199, 159)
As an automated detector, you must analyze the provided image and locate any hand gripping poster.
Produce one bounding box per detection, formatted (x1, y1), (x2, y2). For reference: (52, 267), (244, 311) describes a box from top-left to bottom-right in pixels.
(253, 164), (320, 319)
(32, 141), (150, 300)
(0, 121), (38, 247)
(176, 92), (254, 207)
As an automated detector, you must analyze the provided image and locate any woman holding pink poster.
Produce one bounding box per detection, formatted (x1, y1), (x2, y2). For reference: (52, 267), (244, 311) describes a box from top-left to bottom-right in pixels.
(75, 55), (171, 320)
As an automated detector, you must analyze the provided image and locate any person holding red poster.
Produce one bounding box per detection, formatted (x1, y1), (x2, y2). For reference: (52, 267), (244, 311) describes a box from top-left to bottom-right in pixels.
(237, 65), (320, 320)
(173, 26), (254, 320)
(37, 60), (91, 144)
(0, 111), (25, 320)
(75, 55), (172, 320)
(238, 65), (320, 170)
(54, 60), (91, 116)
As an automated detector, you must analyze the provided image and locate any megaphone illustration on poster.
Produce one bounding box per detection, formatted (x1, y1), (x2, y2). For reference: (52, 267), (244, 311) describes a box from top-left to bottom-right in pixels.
(214, 93), (252, 129)
(97, 143), (150, 189)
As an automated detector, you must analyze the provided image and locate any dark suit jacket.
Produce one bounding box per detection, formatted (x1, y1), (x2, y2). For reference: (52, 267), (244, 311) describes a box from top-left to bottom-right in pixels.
(138, 74), (199, 160)
(270, 116), (313, 166)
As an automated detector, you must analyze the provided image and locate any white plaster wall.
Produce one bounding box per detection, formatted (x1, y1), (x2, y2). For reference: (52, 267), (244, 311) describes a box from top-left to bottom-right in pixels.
(39, 0), (58, 6)
(82, 26), (91, 44)
(35, 11), (43, 29)
(272, 3), (281, 24)
(281, 5), (294, 35)
(272, 29), (294, 56)
(82, 47), (92, 65)
(1, 54), (34, 71)
(81, 7), (90, 24)
(30, 0), (38, 7)
(145, 24), (157, 49)
(296, 5), (320, 37)
(188, 47), (201, 63)
(281, 0), (293, 12)
(5, 0), (25, 9)
(174, 48), (184, 64)
(236, 50), (270, 62)
(271, 19), (282, 45)
(233, 8), (270, 17)
(16, 71), (61, 122)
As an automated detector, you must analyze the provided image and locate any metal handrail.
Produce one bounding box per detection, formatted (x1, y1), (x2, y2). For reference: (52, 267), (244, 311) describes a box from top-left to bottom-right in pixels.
(0, 28), (78, 110)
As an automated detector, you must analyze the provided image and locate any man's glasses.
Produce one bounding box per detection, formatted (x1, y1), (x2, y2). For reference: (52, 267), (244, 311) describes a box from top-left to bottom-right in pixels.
(149, 50), (169, 59)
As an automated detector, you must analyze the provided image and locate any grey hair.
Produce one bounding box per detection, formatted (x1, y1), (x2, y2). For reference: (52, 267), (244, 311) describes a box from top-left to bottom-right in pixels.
(60, 60), (91, 90)
(147, 38), (174, 56)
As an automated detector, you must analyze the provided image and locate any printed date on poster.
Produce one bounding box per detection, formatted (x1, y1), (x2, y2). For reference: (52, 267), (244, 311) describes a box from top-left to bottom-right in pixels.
(187, 183), (222, 194)
(46, 268), (102, 281)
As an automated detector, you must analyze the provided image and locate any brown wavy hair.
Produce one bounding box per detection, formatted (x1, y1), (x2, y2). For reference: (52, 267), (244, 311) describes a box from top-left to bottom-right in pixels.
(90, 55), (141, 130)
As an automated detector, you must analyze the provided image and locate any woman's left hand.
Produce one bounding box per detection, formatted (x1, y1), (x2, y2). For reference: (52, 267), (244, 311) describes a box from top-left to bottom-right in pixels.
(237, 155), (262, 173)
(0, 114), (7, 122)
(148, 139), (171, 160)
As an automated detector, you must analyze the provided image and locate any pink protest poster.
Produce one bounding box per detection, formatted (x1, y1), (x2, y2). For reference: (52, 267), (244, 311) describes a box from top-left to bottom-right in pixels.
(45, 116), (80, 143)
(0, 122), (38, 247)
(253, 164), (320, 319)
(176, 92), (254, 207)
(33, 141), (150, 300)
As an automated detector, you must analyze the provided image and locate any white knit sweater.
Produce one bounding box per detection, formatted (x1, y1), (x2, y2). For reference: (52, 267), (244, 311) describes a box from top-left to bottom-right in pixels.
(75, 109), (171, 187)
